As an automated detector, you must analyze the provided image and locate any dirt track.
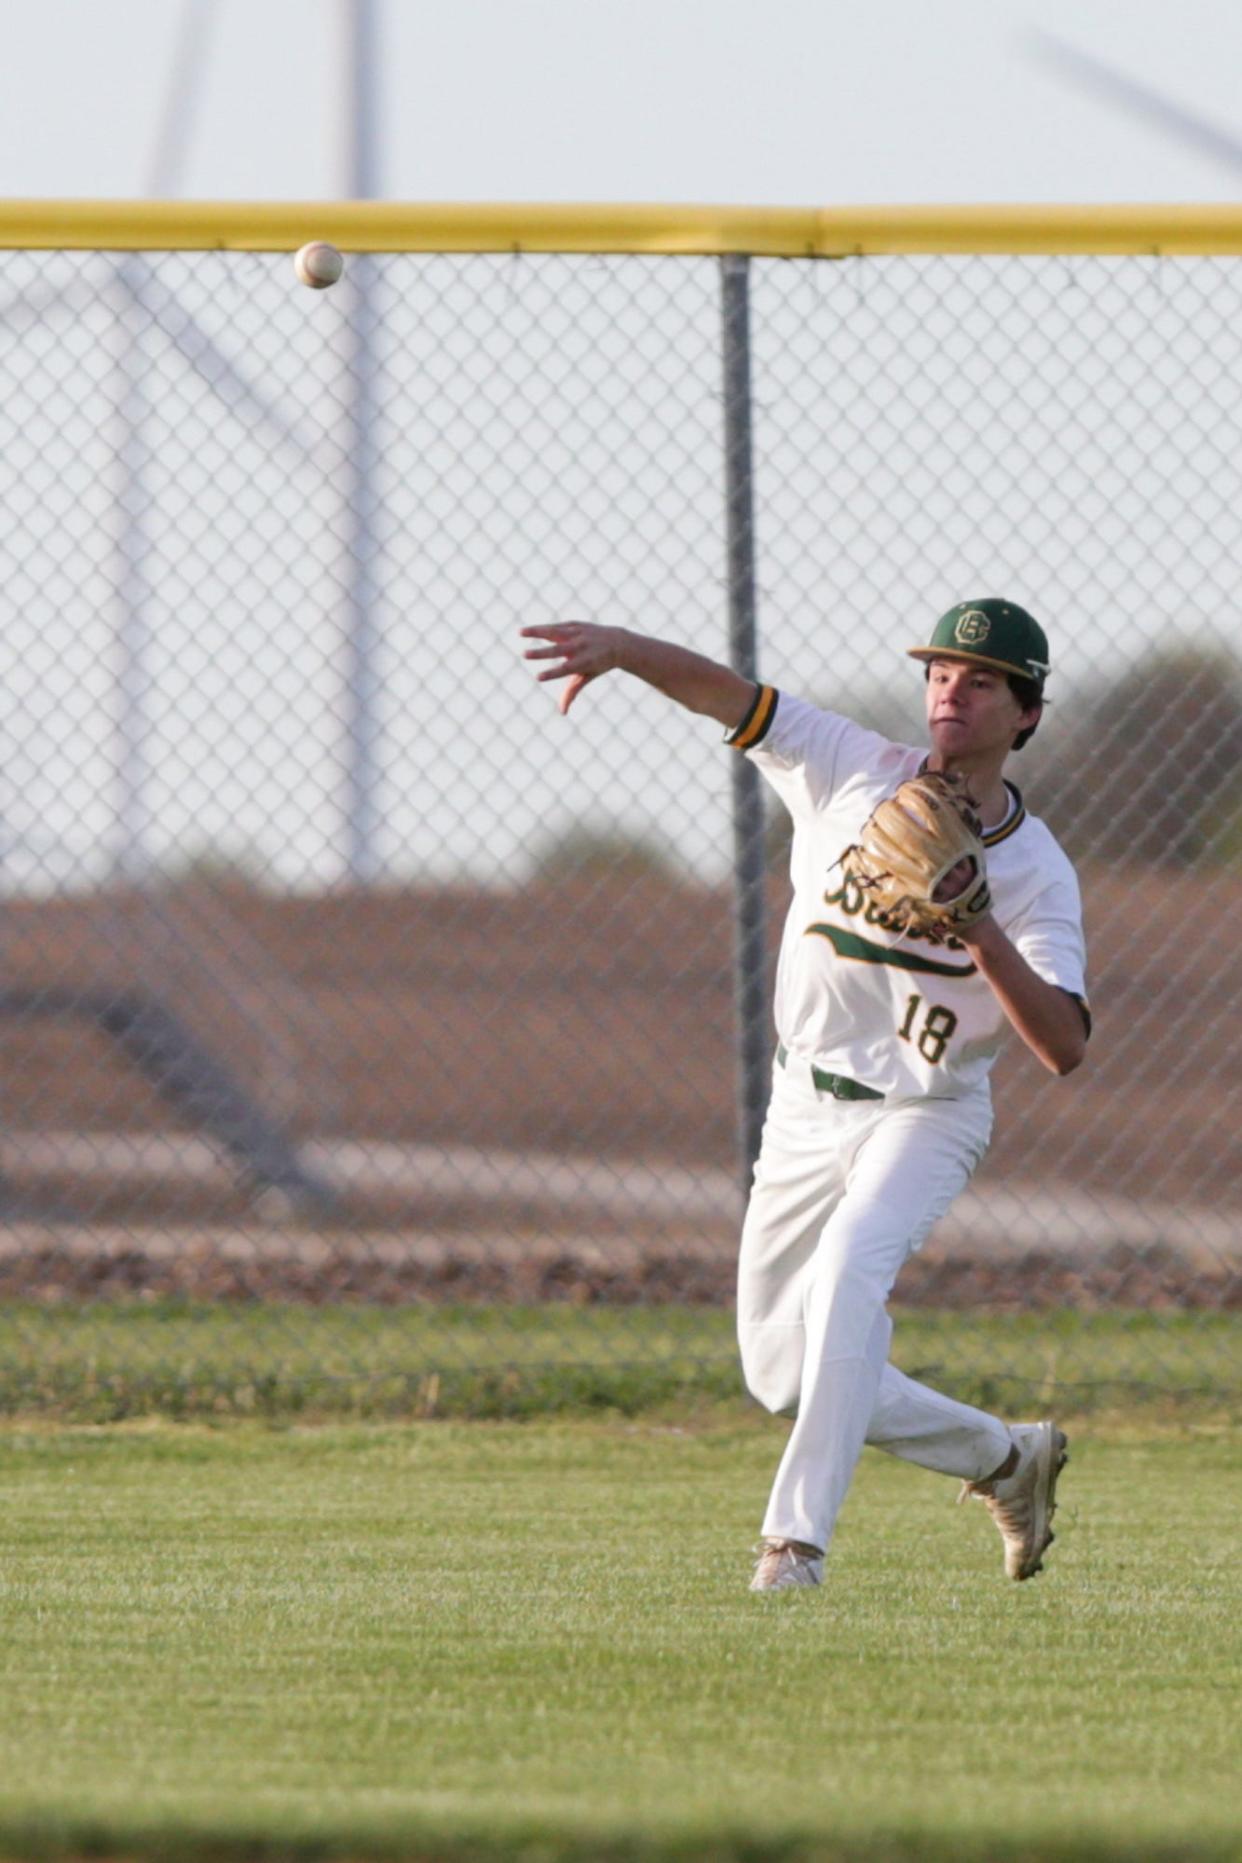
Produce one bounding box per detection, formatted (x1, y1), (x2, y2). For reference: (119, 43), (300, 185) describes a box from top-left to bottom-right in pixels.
(0, 1215), (1232, 1310)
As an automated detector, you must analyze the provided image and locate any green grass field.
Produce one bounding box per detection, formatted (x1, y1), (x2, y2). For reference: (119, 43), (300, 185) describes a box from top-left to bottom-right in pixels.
(2, 1408), (1240, 1862)
(1, 1301), (1238, 1422)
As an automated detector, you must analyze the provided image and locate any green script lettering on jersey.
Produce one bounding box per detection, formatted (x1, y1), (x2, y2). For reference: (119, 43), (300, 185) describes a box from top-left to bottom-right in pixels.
(822, 872), (968, 954)
(804, 922), (978, 979)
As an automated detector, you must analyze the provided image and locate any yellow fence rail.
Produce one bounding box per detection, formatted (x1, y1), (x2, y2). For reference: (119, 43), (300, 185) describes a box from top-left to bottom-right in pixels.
(4, 199), (1242, 255)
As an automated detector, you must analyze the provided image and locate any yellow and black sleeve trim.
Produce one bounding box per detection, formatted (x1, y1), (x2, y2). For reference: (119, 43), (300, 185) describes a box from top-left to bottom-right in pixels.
(726, 683), (778, 750)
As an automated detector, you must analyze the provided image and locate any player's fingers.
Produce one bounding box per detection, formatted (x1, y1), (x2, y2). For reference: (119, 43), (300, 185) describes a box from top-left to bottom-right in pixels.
(523, 644), (569, 662)
(519, 621), (585, 642)
(559, 672), (593, 714)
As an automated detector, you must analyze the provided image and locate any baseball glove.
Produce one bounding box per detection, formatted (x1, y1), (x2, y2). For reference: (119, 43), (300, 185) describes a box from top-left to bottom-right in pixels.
(840, 771), (991, 938)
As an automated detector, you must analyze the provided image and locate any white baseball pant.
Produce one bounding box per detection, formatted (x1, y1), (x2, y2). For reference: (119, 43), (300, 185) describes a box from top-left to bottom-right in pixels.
(737, 1054), (1012, 1553)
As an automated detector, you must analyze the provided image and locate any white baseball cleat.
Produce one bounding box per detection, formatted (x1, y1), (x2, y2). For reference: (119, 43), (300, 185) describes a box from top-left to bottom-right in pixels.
(749, 1538), (824, 1592)
(959, 1420), (1069, 1580)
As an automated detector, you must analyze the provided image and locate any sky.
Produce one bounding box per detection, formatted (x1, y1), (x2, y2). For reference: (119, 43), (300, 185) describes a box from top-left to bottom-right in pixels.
(0, 0), (1240, 205)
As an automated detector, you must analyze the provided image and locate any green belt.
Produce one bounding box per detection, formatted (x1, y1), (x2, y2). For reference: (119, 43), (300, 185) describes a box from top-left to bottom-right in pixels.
(776, 1043), (884, 1102)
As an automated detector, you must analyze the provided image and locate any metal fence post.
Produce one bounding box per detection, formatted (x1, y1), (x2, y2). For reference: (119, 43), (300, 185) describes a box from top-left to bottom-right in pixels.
(720, 253), (769, 1196)
(342, 254), (384, 886)
(342, 0), (384, 886)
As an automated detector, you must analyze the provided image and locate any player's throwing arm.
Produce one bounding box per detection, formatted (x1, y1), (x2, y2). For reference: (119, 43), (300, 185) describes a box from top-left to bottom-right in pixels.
(521, 621), (753, 727)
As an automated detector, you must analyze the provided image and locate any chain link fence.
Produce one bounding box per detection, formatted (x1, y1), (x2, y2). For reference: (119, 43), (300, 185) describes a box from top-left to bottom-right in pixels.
(0, 210), (1239, 1413)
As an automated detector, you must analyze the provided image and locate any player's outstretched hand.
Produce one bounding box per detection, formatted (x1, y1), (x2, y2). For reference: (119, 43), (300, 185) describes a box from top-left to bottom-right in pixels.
(520, 621), (626, 715)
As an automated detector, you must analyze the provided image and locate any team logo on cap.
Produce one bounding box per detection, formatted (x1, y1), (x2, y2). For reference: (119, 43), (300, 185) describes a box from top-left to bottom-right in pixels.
(954, 609), (991, 646)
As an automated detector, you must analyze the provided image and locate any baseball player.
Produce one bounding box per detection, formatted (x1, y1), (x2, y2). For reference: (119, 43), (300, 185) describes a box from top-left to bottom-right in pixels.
(521, 599), (1088, 1593)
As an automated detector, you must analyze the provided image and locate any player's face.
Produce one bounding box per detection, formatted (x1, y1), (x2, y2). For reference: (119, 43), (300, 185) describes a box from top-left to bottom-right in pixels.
(924, 659), (1034, 760)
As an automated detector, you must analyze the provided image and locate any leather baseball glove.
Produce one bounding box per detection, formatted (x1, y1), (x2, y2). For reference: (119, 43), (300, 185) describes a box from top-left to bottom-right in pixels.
(840, 771), (991, 938)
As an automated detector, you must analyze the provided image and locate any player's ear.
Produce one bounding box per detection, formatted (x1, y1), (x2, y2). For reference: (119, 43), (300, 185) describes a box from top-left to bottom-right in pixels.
(1011, 702), (1042, 751)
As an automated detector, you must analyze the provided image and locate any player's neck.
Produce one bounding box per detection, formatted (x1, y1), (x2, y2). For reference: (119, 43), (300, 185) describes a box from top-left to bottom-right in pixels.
(925, 751), (1011, 828)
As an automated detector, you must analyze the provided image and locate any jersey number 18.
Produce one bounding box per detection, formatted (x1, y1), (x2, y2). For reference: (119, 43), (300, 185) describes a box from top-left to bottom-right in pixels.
(897, 993), (958, 1066)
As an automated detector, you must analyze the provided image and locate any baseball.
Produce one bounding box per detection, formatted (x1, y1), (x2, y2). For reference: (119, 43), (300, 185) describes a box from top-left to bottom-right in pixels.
(294, 241), (344, 290)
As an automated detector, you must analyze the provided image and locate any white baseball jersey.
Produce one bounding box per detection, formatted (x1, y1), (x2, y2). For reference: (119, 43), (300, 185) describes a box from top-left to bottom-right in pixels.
(729, 686), (1088, 1101)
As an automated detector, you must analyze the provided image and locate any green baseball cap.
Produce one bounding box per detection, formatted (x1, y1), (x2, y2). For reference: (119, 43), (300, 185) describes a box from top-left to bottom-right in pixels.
(907, 599), (1050, 691)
